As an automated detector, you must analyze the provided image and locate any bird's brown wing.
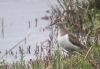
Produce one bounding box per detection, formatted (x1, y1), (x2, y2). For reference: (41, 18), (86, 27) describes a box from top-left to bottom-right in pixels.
(68, 33), (85, 49)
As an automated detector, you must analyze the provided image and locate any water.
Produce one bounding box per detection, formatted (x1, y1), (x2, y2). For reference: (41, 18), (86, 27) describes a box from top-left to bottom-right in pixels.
(0, 0), (51, 63)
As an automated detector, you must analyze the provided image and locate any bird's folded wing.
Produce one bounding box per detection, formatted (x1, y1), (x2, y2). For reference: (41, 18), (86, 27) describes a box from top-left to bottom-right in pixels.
(68, 33), (85, 49)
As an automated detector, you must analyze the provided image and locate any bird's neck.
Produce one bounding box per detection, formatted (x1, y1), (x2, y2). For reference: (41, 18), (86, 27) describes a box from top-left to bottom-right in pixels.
(58, 25), (68, 36)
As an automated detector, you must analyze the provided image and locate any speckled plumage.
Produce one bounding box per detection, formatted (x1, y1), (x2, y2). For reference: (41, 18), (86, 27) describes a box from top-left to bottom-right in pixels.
(57, 23), (85, 52)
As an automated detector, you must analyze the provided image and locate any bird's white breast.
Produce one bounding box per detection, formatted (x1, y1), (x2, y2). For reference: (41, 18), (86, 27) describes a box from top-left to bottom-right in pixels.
(58, 34), (79, 50)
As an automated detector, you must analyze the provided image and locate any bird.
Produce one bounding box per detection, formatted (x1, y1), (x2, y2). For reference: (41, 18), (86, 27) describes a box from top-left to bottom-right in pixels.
(56, 22), (86, 53)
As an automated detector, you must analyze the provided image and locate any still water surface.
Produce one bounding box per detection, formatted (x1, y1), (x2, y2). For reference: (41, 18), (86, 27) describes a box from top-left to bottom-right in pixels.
(0, 0), (52, 62)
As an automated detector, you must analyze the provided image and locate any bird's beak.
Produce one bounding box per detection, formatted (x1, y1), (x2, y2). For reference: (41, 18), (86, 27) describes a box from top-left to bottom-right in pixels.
(49, 22), (57, 26)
